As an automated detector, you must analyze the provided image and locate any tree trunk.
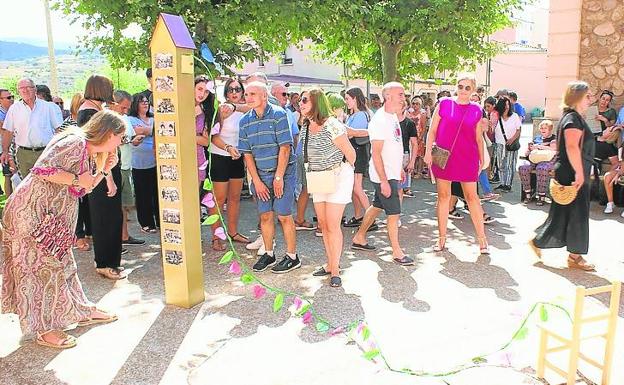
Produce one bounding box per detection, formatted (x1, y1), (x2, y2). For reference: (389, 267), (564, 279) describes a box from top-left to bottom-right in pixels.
(380, 43), (401, 83)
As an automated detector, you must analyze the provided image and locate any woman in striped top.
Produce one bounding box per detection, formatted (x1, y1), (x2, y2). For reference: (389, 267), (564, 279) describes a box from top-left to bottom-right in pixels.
(299, 88), (356, 287)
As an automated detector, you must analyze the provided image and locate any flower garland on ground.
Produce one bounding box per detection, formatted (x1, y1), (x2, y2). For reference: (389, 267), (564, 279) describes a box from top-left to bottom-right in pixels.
(193, 51), (573, 380)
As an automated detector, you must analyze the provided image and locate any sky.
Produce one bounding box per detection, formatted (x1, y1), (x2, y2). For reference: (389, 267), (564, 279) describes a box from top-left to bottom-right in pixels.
(1, 0), (89, 48)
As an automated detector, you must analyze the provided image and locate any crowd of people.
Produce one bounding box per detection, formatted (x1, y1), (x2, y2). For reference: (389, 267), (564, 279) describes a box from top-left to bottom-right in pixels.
(1, 68), (623, 349)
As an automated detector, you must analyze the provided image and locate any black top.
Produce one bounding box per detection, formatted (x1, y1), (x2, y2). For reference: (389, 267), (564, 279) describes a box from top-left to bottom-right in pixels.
(541, 134), (556, 145)
(76, 108), (98, 127)
(555, 110), (595, 183)
(399, 117), (417, 153)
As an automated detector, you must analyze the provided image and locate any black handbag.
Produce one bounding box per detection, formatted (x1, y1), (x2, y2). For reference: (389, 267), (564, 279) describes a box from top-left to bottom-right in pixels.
(499, 118), (521, 151)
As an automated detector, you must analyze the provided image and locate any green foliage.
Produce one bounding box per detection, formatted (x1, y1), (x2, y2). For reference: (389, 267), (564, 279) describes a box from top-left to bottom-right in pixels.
(0, 75), (21, 97)
(72, 64), (147, 95)
(312, 0), (526, 82)
(54, 0), (524, 82)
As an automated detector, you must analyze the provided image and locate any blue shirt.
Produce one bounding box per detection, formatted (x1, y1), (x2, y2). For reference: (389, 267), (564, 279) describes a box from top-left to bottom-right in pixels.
(127, 116), (156, 169)
(514, 103), (526, 119)
(616, 106), (624, 125)
(238, 103), (295, 174)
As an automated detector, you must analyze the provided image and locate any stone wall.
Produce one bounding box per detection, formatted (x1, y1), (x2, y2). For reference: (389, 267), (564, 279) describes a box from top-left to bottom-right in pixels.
(579, 0), (624, 108)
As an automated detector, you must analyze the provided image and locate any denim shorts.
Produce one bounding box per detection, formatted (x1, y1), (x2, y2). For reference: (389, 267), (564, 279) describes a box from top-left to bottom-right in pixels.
(252, 164), (296, 216)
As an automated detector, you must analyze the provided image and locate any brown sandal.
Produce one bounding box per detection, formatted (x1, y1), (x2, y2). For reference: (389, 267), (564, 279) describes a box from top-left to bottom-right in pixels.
(75, 238), (91, 251)
(228, 232), (250, 244)
(78, 309), (118, 327)
(36, 330), (77, 349)
(96, 267), (125, 280)
(212, 238), (226, 251)
(567, 256), (595, 271)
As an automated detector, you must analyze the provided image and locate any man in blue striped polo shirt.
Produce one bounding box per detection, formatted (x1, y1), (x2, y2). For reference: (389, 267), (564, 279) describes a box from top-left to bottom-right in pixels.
(238, 82), (300, 273)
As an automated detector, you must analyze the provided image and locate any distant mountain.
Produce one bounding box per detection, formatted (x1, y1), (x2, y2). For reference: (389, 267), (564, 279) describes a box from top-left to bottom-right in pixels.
(0, 41), (71, 61)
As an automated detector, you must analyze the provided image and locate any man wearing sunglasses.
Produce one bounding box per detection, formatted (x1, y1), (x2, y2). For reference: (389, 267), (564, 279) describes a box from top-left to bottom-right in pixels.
(1, 78), (63, 178)
(0, 88), (15, 194)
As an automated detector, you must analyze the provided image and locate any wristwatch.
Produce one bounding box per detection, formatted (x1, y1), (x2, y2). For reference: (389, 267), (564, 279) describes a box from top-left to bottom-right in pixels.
(71, 174), (80, 187)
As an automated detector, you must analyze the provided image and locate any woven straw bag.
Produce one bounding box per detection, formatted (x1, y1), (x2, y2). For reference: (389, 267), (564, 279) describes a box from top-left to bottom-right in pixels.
(549, 179), (577, 205)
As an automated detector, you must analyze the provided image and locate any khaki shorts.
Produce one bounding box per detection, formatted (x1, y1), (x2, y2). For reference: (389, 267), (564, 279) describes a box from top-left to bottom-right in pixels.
(121, 169), (135, 207)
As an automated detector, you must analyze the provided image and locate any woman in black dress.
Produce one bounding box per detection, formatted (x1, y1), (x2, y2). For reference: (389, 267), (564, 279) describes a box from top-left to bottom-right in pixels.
(77, 75), (125, 280)
(530, 81), (595, 271)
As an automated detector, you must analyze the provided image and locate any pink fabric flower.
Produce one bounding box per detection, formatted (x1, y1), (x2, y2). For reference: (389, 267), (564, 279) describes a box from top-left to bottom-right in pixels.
(198, 160), (209, 171)
(252, 284), (266, 299)
(357, 323), (365, 334)
(329, 326), (345, 336)
(293, 297), (303, 311)
(201, 192), (216, 208)
(214, 226), (226, 240)
(229, 261), (241, 275)
(302, 311), (313, 325)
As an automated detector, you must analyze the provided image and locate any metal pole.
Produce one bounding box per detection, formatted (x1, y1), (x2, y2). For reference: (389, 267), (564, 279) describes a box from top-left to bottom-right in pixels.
(43, 0), (59, 96)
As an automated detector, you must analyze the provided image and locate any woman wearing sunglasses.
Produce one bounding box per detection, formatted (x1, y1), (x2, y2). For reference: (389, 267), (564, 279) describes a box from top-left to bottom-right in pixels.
(424, 76), (490, 254)
(300, 88), (356, 287)
(207, 77), (250, 250)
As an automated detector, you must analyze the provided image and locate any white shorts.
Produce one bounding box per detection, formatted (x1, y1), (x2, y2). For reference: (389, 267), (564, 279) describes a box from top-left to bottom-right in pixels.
(312, 162), (354, 205)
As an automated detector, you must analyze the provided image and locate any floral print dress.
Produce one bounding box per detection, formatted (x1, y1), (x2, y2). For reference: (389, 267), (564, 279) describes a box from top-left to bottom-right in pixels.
(1, 133), (95, 336)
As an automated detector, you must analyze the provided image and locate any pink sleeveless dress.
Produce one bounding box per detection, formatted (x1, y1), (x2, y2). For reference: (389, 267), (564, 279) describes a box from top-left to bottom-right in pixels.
(430, 98), (482, 182)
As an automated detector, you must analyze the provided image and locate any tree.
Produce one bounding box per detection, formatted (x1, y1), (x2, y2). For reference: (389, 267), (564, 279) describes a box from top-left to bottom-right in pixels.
(53, 0), (309, 73)
(310, 0), (526, 83)
(54, 0), (525, 82)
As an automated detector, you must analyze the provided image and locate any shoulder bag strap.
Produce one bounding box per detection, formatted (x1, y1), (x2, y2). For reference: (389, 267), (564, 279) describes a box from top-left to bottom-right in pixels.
(447, 107), (469, 153)
(303, 121), (310, 167)
(499, 118), (509, 143)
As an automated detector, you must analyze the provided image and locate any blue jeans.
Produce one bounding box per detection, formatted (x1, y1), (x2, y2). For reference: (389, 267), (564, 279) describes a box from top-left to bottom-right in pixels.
(479, 170), (493, 194)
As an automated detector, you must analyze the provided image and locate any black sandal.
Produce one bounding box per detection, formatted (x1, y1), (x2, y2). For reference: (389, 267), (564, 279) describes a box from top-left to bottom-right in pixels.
(330, 276), (342, 287)
(312, 267), (330, 276)
(228, 232), (250, 244)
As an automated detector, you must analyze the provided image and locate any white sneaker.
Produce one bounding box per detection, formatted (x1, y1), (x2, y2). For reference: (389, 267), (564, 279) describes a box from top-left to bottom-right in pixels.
(604, 202), (614, 214)
(246, 235), (264, 250)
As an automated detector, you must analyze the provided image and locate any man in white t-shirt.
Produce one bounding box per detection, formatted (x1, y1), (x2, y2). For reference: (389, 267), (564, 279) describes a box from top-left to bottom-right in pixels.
(351, 82), (414, 266)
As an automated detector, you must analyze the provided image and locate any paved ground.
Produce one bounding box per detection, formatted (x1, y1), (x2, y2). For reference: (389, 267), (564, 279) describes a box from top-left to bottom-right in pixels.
(1, 126), (623, 385)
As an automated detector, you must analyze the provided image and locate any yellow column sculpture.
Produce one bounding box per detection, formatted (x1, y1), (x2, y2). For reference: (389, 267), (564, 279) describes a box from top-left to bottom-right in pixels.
(150, 13), (205, 307)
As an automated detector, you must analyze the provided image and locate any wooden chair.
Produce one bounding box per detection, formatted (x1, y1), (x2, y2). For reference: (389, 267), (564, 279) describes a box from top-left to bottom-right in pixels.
(537, 281), (621, 385)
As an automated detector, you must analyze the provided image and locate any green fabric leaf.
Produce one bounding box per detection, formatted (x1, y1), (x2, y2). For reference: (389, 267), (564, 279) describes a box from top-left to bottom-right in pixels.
(315, 321), (330, 333)
(273, 293), (284, 312)
(539, 305), (548, 322)
(240, 273), (254, 285)
(202, 214), (220, 225)
(362, 349), (380, 361)
(297, 304), (310, 317)
(362, 326), (371, 341)
(219, 250), (234, 264)
(472, 356), (488, 364)
(203, 179), (213, 191)
(513, 326), (529, 341)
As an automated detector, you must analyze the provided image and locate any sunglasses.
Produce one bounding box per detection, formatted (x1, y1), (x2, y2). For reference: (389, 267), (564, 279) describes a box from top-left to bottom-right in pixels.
(281, 92), (287, 97)
(457, 84), (472, 91)
(227, 87), (243, 94)
(300, 96), (309, 104)
(121, 135), (130, 144)
(1, 95), (14, 100)
(139, 99), (149, 103)
(55, 101), (63, 106)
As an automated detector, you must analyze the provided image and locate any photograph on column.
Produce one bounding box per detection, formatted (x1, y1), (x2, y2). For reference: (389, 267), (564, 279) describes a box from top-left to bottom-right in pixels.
(156, 98), (175, 113)
(158, 143), (177, 159)
(164, 250), (183, 265)
(160, 164), (179, 181)
(161, 187), (180, 203)
(162, 208), (181, 224)
(155, 75), (174, 92)
(163, 228), (182, 245)
(154, 53), (174, 69)
(158, 121), (176, 136)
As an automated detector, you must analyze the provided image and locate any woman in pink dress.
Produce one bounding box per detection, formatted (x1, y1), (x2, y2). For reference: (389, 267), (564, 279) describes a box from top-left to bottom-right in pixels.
(424, 76), (490, 254)
(2, 110), (123, 349)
